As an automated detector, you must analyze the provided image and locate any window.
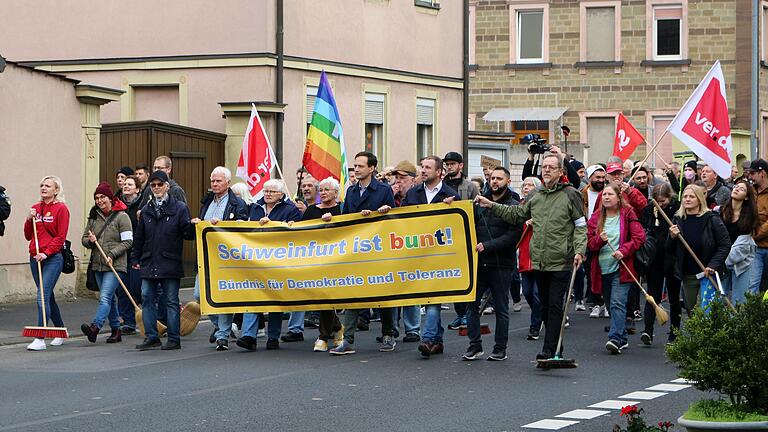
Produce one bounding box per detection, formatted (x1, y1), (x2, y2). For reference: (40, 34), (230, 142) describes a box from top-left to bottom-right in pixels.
(416, 98), (435, 159)
(364, 93), (386, 161)
(581, 115), (617, 164)
(517, 10), (544, 63)
(586, 7), (615, 61)
(653, 5), (682, 59)
(762, 2), (768, 63)
(306, 85), (318, 135)
(469, 3), (476, 67)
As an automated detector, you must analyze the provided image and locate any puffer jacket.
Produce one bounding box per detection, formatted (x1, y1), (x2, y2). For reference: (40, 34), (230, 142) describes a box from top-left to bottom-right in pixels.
(81, 200), (133, 273)
(132, 195), (194, 279)
(667, 211), (731, 280)
(491, 182), (587, 272)
(474, 188), (522, 269)
(586, 207), (645, 295)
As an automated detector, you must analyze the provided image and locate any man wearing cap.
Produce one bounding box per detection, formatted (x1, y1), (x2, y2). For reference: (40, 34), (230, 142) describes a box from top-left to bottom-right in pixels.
(747, 159), (768, 294)
(132, 170), (194, 351)
(581, 165), (607, 220)
(604, 160), (647, 217)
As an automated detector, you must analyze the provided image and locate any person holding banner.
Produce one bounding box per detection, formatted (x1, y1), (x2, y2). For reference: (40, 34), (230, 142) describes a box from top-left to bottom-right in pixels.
(667, 185), (730, 314)
(235, 179), (302, 352)
(191, 167), (248, 351)
(475, 153), (586, 362)
(329, 151), (395, 356)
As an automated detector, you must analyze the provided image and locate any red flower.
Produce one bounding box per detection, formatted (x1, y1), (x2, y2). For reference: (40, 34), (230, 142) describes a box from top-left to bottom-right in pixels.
(620, 405), (638, 416)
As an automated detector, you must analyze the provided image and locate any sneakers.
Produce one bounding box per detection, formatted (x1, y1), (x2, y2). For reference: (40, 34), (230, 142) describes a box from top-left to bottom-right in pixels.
(462, 345), (483, 361)
(280, 332), (304, 342)
(313, 338), (328, 352)
(81, 323), (99, 343)
(447, 316), (466, 330)
(209, 327), (218, 344)
(50, 337), (65, 346)
(602, 306), (610, 318)
(487, 349), (507, 361)
(236, 336), (258, 351)
(620, 341), (629, 351)
(564, 316), (570, 328)
(575, 300), (586, 311)
(482, 306), (495, 315)
(161, 341), (181, 350)
(329, 340), (355, 355)
(403, 332), (420, 343)
(379, 335), (396, 352)
(257, 328), (266, 338)
(512, 302), (523, 312)
(333, 325), (344, 347)
(216, 339), (229, 351)
(527, 326), (540, 340)
(135, 338), (162, 351)
(605, 340), (621, 355)
(666, 332), (677, 346)
(589, 305), (602, 318)
(633, 310), (643, 321)
(26, 338), (46, 351)
(535, 351), (553, 360)
(266, 338), (279, 350)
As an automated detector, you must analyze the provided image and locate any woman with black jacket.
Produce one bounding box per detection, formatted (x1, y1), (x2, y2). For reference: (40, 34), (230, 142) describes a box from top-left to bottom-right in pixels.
(640, 183), (681, 345)
(667, 185), (731, 318)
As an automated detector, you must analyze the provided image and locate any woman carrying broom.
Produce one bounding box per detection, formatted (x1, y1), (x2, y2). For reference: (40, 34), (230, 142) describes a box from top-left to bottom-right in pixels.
(24, 176), (70, 351)
(587, 183), (645, 355)
(80, 182), (133, 344)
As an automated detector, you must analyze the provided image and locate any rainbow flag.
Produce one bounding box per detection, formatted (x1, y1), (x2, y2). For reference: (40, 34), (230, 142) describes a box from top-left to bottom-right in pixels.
(303, 70), (349, 199)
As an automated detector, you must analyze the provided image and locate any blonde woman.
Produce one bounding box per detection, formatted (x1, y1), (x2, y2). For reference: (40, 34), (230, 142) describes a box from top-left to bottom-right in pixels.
(668, 185), (731, 315)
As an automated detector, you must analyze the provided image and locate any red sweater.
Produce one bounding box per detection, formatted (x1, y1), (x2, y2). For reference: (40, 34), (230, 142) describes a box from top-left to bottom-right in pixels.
(24, 201), (70, 257)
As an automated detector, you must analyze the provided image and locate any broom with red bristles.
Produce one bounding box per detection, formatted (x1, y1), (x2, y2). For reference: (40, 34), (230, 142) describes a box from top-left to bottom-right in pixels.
(22, 216), (69, 340)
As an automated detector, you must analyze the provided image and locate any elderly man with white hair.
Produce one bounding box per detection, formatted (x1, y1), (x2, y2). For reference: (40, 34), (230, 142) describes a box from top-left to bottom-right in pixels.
(191, 166), (249, 351)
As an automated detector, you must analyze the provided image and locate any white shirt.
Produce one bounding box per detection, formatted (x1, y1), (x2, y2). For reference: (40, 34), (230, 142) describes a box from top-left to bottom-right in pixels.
(425, 181), (443, 203)
(587, 189), (600, 218)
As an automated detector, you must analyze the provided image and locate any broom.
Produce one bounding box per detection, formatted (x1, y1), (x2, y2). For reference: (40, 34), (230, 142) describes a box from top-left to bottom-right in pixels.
(92, 238), (166, 337)
(536, 263), (579, 369)
(604, 241), (669, 325)
(651, 199), (737, 313)
(180, 301), (201, 336)
(22, 217), (69, 340)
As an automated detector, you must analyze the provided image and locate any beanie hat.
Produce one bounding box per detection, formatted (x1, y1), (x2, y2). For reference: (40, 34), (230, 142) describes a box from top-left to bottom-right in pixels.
(116, 166), (134, 177)
(683, 160), (697, 171)
(570, 160), (585, 172)
(94, 181), (115, 201)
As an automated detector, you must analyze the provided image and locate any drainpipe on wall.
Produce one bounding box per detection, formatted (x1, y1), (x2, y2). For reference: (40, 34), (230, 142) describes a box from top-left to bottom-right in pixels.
(752, 0), (760, 158)
(462, 0), (469, 158)
(276, 0), (285, 170)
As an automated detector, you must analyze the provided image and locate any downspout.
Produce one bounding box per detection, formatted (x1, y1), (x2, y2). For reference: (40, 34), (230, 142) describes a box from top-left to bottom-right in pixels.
(276, 0), (285, 170)
(462, 0), (469, 158)
(752, 0), (760, 158)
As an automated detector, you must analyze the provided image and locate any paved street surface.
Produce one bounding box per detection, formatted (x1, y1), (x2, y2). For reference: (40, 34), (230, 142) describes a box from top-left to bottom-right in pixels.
(0, 293), (702, 432)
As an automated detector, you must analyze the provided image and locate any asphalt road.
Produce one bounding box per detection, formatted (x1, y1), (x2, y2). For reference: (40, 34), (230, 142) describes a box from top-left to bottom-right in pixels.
(0, 303), (702, 432)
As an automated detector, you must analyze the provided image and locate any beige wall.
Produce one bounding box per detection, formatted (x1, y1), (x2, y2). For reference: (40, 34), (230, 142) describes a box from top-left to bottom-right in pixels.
(0, 65), (85, 302)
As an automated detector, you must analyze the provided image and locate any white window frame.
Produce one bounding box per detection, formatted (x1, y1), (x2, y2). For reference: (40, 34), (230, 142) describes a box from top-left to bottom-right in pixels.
(508, 2), (549, 65)
(652, 4), (683, 60)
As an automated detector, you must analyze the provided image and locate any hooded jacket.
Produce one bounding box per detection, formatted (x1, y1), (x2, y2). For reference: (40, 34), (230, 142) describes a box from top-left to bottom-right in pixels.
(587, 207), (646, 294)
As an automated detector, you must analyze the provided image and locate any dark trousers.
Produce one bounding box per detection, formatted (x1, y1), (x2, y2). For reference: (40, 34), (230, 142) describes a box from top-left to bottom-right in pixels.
(645, 264), (682, 336)
(510, 268), (521, 303)
(453, 301), (468, 318)
(318, 310), (342, 341)
(116, 265), (142, 329)
(535, 270), (570, 355)
(468, 267), (511, 351)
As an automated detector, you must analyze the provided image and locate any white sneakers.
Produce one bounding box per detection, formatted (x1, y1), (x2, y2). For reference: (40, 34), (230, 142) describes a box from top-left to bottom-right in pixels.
(589, 305), (611, 318)
(512, 302), (523, 312)
(575, 300), (586, 311)
(26, 338), (46, 351)
(50, 337), (65, 346)
(589, 305), (601, 318)
(602, 306), (610, 318)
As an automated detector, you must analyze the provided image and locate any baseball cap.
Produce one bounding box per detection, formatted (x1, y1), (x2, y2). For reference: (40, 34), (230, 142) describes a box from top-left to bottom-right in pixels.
(393, 160), (417, 177)
(747, 159), (768, 172)
(148, 170), (169, 184)
(606, 162), (623, 174)
(443, 152), (463, 163)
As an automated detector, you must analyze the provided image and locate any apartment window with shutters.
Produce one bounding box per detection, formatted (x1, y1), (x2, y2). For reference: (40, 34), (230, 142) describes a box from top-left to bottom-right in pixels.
(586, 7), (616, 62)
(653, 5), (682, 60)
(364, 93), (386, 161)
(416, 98), (435, 159)
(517, 10), (544, 63)
(306, 85), (318, 136)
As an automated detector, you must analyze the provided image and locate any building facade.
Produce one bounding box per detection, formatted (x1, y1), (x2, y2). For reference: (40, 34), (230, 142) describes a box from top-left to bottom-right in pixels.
(469, 0), (767, 177)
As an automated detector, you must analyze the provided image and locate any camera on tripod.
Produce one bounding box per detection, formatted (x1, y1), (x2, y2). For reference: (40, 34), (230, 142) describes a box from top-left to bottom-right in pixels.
(521, 133), (550, 154)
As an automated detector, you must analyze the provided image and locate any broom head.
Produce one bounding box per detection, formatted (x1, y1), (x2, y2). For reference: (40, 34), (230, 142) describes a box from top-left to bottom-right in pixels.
(180, 301), (201, 336)
(536, 355), (578, 369)
(645, 293), (669, 326)
(135, 308), (167, 337)
(458, 323), (491, 336)
(22, 326), (69, 339)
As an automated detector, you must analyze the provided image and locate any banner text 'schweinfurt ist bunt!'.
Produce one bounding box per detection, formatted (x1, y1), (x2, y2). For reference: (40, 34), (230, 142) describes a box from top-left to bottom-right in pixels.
(197, 201), (477, 314)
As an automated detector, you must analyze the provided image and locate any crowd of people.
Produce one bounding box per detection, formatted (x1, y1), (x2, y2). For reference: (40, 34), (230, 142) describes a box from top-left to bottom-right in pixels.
(17, 145), (768, 362)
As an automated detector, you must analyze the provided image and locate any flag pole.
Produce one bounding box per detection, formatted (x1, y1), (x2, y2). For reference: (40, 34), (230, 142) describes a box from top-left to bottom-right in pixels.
(627, 129), (670, 184)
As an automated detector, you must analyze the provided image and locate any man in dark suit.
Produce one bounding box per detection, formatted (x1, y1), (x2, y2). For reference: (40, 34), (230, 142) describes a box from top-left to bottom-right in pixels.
(402, 155), (459, 358)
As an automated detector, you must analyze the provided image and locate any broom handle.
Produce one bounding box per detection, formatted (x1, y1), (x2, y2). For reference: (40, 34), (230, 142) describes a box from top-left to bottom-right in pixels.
(92, 238), (140, 311)
(32, 216), (47, 329)
(604, 240), (650, 296)
(650, 199), (737, 312)
(554, 264), (578, 357)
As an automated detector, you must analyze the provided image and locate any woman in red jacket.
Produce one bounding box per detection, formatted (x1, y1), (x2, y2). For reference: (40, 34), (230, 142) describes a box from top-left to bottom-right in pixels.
(587, 183), (645, 355)
(23, 176), (70, 351)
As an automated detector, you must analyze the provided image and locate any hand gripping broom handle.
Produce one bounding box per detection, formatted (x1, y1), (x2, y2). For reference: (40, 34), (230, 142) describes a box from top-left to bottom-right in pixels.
(650, 199), (737, 312)
(32, 217), (47, 329)
(604, 241), (652, 298)
(92, 238), (140, 310)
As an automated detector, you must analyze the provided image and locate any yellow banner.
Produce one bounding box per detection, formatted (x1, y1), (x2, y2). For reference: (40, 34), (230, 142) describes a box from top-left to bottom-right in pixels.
(197, 201), (477, 314)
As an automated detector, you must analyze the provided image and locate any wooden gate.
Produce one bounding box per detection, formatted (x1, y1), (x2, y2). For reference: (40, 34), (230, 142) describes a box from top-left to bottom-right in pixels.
(100, 120), (226, 281)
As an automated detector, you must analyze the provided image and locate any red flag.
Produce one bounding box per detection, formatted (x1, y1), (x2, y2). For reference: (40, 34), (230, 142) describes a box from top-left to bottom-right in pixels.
(667, 61), (732, 178)
(612, 113), (645, 161)
(236, 104), (276, 198)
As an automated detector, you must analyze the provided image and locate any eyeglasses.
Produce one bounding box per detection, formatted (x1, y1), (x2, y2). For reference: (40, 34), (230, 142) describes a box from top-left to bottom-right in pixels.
(318, 187), (337, 192)
(541, 165), (560, 171)
(150, 183), (165, 188)
(263, 190), (280, 194)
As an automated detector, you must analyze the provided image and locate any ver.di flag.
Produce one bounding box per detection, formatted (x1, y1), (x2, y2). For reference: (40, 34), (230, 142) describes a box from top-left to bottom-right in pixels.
(667, 61), (732, 178)
(613, 113), (645, 161)
(236, 104), (277, 198)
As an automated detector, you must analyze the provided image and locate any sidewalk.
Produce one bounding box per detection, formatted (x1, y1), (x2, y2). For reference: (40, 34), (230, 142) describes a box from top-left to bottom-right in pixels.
(0, 287), (198, 346)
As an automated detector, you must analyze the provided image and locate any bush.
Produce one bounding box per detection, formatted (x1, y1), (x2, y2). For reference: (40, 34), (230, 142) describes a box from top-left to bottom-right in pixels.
(665, 294), (768, 415)
(684, 400), (768, 422)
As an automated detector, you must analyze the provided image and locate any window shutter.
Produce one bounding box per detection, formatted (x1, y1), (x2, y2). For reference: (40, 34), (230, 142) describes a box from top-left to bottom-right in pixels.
(306, 86), (318, 124)
(416, 98), (435, 125)
(365, 93), (385, 125)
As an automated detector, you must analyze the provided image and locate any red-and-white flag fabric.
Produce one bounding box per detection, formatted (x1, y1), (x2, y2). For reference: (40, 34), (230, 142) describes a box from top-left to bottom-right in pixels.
(236, 104), (277, 198)
(667, 61), (732, 178)
(613, 113), (645, 161)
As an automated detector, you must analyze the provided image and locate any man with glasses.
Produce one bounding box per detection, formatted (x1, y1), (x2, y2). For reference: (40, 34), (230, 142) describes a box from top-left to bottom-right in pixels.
(152, 155), (187, 205)
(475, 153), (586, 362)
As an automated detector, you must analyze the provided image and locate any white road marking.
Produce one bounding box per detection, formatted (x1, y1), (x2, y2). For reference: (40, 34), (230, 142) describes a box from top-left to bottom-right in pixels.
(646, 383), (691, 392)
(588, 400), (639, 410)
(670, 378), (693, 384)
(619, 391), (667, 400)
(555, 409), (610, 420)
(522, 419), (580, 430)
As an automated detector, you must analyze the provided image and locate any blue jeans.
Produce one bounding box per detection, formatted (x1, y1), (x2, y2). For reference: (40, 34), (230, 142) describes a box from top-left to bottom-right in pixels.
(242, 312), (282, 339)
(748, 247), (768, 293)
(116, 264), (141, 329)
(421, 304), (443, 343)
(30, 253), (65, 327)
(399, 305), (421, 334)
(468, 267), (511, 351)
(725, 266), (754, 305)
(287, 311), (305, 334)
(141, 278), (180, 343)
(214, 314), (233, 342)
(603, 272), (631, 346)
(92, 271), (123, 329)
(521, 272), (542, 329)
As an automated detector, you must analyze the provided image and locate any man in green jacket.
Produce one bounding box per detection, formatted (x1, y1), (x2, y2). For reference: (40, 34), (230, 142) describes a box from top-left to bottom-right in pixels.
(475, 153), (586, 361)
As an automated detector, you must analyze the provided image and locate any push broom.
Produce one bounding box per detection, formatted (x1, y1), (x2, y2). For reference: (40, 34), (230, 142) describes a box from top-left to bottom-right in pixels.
(536, 263), (578, 369)
(22, 218), (69, 340)
(92, 238), (166, 336)
(180, 301), (201, 336)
